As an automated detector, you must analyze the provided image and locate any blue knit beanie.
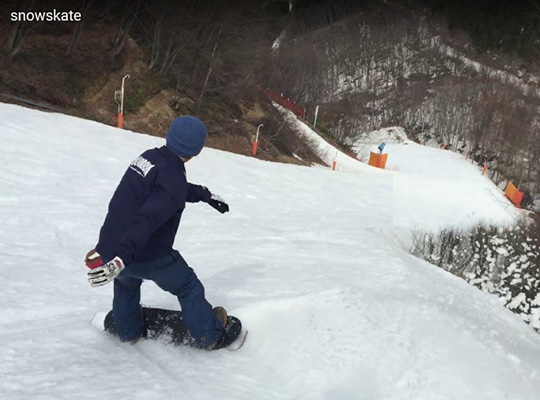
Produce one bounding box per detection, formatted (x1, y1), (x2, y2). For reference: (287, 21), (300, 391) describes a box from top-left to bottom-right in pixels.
(166, 116), (207, 157)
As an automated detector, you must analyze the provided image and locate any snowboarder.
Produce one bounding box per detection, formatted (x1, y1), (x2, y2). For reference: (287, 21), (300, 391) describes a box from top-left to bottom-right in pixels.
(85, 116), (234, 350)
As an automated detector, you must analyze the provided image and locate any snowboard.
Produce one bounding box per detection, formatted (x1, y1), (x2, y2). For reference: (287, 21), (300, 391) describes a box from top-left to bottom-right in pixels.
(91, 306), (248, 351)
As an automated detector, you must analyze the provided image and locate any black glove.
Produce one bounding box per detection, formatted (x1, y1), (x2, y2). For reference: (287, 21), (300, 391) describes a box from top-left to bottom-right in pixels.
(197, 186), (229, 213)
(207, 193), (229, 214)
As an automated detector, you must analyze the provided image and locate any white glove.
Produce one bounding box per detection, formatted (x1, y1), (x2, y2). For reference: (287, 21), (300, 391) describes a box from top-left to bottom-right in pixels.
(87, 256), (125, 287)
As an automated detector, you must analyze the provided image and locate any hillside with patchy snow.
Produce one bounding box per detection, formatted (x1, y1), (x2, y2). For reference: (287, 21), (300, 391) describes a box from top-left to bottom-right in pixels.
(0, 103), (538, 400)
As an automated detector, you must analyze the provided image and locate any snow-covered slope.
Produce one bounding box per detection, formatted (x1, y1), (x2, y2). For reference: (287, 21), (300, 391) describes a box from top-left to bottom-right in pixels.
(1, 103), (539, 400)
(279, 107), (520, 233)
(352, 127), (522, 233)
(275, 103), (378, 174)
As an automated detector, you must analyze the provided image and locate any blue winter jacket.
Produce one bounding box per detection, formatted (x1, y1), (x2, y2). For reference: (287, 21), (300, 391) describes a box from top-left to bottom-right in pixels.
(95, 146), (210, 265)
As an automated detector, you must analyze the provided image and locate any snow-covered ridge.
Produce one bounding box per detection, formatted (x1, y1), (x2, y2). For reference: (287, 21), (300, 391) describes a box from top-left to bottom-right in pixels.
(1, 103), (538, 400)
(274, 103), (379, 173)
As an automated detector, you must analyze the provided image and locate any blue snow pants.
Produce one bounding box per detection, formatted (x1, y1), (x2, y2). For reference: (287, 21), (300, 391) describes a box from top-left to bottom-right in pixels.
(112, 250), (224, 347)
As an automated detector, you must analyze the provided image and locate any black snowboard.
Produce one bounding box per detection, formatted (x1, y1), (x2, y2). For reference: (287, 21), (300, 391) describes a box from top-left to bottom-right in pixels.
(103, 306), (246, 350)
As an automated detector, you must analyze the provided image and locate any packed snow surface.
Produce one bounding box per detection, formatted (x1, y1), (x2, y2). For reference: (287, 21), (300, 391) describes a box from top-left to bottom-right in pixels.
(279, 107), (520, 233)
(352, 126), (523, 233)
(0, 103), (538, 400)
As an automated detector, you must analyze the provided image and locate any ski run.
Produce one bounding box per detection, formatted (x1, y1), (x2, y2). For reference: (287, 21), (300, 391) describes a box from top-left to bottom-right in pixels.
(1, 103), (539, 400)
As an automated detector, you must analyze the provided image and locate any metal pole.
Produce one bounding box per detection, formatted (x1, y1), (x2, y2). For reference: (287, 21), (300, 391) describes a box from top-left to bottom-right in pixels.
(253, 123), (263, 157)
(118, 74), (130, 129)
(256, 124), (263, 142)
(120, 74), (130, 115)
(313, 105), (320, 128)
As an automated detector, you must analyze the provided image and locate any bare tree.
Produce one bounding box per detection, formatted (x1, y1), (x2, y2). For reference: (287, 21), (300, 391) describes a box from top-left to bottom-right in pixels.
(65, 0), (95, 56)
(157, 16), (194, 76)
(3, 0), (38, 57)
(198, 28), (222, 103)
(110, 0), (142, 58)
(148, 1), (166, 69)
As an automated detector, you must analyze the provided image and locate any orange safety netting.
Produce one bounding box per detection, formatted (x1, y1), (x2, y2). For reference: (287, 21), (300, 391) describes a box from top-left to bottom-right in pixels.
(368, 152), (388, 169)
(505, 182), (524, 208)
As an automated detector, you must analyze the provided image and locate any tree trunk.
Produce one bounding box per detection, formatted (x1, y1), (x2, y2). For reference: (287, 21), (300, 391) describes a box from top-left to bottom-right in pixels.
(160, 44), (184, 76)
(65, 21), (84, 56)
(4, 22), (37, 57)
(3, 21), (22, 54)
(110, 0), (140, 58)
(198, 29), (221, 103)
(3, 0), (37, 57)
(65, 0), (95, 57)
(149, 3), (166, 69)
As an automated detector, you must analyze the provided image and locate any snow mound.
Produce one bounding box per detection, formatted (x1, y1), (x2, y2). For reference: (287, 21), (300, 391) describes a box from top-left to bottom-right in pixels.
(353, 126), (410, 159)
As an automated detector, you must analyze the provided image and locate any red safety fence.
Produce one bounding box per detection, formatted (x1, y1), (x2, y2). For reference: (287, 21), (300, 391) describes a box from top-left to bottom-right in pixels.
(260, 87), (306, 119)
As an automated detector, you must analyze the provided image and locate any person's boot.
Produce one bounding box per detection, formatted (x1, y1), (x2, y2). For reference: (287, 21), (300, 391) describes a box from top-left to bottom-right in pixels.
(213, 306), (228, 328)
(207, 311), (243, 351)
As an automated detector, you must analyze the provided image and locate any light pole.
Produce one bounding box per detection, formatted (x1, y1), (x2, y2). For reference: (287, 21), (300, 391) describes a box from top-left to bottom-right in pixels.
(114, 74), (130, 129)
(253, 123), (263, 157)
